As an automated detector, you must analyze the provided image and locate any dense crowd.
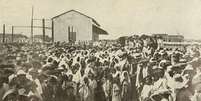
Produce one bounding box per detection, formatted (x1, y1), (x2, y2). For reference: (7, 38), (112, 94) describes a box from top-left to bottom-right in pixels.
(0, 36), (201, 101)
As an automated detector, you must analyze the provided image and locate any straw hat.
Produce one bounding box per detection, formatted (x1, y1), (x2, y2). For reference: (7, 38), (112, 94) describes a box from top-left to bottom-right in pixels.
(17, 70), (26, 75)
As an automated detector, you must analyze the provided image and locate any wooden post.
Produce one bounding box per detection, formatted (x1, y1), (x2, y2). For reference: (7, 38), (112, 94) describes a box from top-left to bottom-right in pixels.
(3, 24), (5, 43)
(51, 20), (54, 43)
(71, 26), (73, 43)
(31, 6), (34, 44)
(12, 26), (14, 43)
(67, 26), (70, 42)
(42, 18), (45, 44)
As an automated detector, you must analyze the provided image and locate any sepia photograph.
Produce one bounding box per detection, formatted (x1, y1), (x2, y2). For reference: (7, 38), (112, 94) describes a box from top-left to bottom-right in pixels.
(0, 0), (201, 101)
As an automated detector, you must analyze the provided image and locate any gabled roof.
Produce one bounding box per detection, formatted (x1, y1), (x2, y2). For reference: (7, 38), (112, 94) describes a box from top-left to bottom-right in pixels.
(52, 9), (100, 26)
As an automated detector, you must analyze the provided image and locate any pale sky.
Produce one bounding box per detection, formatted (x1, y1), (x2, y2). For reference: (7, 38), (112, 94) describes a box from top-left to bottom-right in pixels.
(0, 0), (201, 40)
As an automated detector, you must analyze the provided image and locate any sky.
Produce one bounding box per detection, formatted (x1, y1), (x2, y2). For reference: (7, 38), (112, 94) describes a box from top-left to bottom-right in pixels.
(0, 0), (201, 40)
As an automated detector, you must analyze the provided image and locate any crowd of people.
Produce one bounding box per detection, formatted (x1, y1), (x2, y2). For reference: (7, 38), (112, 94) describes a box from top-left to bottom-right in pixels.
(0, 35), (201, 101)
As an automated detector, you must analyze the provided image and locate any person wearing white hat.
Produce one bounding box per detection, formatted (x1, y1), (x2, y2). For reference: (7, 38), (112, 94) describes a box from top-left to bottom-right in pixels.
(17, 70), (26, 76)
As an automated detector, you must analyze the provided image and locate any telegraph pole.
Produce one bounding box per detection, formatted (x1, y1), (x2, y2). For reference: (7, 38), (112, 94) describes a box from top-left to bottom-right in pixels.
(3, 24), (5, 43)
(71, 26), (73, 43)
(12, 26), (14, 43)
(51, 20), (54, 43)
(42, 18), (45, 44)
(68, 26), (70, 42)
(31, 6), (34, 44)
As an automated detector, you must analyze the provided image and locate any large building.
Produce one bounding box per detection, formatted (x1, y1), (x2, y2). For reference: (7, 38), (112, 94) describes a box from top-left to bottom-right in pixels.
(52, 10), (108, 42)
(167, 35), (184, 42)
(152, 34), (185, 49)
(152, 34), (184, 42)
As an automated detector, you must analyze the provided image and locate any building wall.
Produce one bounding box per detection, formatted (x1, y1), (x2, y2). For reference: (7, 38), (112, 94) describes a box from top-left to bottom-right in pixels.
(53, 11), (93, 42)
(163, 43), (185, 50)
(167, 35), (184, 42)
(152, 34), (168, 41)
(92, 32), (99, 41)
(152, 34), (184, 42)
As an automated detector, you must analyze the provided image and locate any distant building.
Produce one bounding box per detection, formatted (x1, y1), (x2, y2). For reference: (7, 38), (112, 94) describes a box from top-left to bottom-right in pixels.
(152, 34), (185, 49)
(52, 10), (108, 43)
(152, 34), (184, 42)
(0, 33), (28, 43)
(167, 35), (184, 42)
(33, 35), (52, 43)
(152, 34), (168, 42)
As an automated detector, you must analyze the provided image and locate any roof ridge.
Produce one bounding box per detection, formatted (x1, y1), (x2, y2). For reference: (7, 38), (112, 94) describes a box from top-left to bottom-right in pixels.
(52, 9), (100, 26)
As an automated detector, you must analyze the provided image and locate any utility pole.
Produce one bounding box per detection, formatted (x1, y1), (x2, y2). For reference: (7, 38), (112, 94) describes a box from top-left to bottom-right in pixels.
(12, 26), (14, 43)
(31, 6), (34, 44)
(68, 26), (70, 42)
(42, 18), (45, 44)
(51, 20), (54, 43)
(3, 24), (5, 43)
(71, 26), (74, 43)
